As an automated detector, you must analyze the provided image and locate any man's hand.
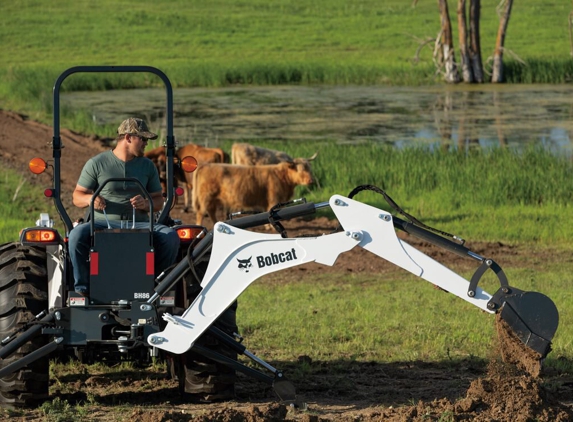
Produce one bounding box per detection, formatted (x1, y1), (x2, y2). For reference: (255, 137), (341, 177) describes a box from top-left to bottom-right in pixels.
(93, 195), (106, 211)
(130, 195), (148, 210)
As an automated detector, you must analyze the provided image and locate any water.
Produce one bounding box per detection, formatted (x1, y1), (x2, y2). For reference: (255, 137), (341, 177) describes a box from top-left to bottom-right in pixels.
(62, 84), (573, 156)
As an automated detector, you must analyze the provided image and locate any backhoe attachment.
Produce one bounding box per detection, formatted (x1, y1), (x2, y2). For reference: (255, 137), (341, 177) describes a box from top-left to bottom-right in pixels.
(148, 195), (559, 366)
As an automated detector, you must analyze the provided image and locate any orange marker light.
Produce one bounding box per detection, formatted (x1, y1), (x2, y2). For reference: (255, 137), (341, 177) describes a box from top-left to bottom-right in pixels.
(176, 226), (204, 241)
(29, 157), (48, 175)
(24, 229), (57, 243)
(180, 156), (198, 173)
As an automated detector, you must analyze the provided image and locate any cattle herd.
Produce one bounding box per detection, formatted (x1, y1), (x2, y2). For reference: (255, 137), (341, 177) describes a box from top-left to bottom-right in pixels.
(144, 142), (318, 225)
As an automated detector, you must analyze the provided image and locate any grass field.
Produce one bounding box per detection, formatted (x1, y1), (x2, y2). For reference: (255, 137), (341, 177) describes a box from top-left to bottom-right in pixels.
(1, 0), (572, 131)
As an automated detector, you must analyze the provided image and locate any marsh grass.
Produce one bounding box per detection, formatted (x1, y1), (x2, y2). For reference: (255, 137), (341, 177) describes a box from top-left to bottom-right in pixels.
(2, 142), (573, 244)
(217, 139), (573, 243)
(0, 0), (570, 125)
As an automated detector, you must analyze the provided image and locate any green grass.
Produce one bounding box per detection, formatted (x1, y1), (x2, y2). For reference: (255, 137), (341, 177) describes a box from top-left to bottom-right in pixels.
(1, 0), (572, 130)
(237, 252), (573, 367)
(0, 168), (60, 244)
(4, 142), (573, 244)
(216, 140), (573, 244)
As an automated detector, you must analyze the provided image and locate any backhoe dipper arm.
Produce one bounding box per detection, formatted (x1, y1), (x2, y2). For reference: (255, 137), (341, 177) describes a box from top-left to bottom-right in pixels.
(148, 195), (497, 355)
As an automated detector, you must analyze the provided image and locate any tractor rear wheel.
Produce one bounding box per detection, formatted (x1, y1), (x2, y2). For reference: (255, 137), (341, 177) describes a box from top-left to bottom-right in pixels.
(177, 301), (239, 402)
(0, 242), (49, 408)
(168, 256), (239, 402)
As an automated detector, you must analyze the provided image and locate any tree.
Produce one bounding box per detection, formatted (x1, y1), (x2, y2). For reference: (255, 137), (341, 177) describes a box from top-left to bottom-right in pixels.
(437, 0), (461, 82)
(468, 0), (485, 82)
(424, 0), (512, 83)
(457, 0), (473, 81)
(491, 0), (514, 83)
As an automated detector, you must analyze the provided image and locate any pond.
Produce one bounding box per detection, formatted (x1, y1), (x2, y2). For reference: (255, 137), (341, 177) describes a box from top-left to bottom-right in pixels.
(62, 84), (573, 156)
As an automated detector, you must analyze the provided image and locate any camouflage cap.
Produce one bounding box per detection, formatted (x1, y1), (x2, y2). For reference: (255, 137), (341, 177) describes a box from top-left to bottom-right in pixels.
(117, 118), (158, 140)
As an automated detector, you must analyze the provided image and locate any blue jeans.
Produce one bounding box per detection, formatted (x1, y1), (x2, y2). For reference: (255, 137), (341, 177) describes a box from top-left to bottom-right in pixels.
(68, 220), (180, 290)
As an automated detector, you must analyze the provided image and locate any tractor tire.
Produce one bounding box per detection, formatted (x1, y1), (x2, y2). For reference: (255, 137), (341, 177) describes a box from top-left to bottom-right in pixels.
(0, 242), (49, 408)
(169, 255), (239, 402)
(177, 301), (239, 402)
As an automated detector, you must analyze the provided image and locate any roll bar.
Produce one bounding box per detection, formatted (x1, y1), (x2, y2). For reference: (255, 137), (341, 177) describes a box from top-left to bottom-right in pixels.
(52, 66), (175, 235)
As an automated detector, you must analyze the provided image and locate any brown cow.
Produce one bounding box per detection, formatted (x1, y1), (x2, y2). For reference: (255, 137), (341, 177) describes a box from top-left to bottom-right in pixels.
(176, 143), (229, 212)
(144, 146), (169, 192)
(231, 142), (317, 166)
(192, 160), (315, 225)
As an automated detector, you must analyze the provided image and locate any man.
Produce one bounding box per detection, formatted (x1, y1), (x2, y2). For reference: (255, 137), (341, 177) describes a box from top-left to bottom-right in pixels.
(68, 117), (179, 296)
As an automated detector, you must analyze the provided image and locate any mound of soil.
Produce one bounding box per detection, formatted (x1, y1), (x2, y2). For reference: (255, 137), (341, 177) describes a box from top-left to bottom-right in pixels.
(1, 109), (571, 421)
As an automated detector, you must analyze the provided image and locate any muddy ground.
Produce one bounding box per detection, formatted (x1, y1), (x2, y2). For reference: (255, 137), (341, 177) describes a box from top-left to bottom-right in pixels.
(1, 109), (572, 421)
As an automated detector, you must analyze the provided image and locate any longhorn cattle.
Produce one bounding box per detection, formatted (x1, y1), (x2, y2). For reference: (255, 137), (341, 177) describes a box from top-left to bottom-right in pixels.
(192, 160), (315, 225)
(231, 143), (317, 166)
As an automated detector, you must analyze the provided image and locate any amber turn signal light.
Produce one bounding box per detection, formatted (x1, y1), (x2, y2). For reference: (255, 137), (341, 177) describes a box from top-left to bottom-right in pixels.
(176, 226), (205, 241)
(20, 228), (59, 245)
(180, 156), (198, 173)
(29, 157), (48, 175)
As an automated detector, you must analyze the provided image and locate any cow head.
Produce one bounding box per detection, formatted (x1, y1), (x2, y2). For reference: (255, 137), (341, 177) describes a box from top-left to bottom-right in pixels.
(289, 159), (315, 185)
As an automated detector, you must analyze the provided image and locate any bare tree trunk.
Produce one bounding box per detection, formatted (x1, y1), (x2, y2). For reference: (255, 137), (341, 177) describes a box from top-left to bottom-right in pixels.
(469, 0), (485, 82)
(492, 0), (513, 83)
(438, 0), (460, 83)
(457, 0), (474, 82)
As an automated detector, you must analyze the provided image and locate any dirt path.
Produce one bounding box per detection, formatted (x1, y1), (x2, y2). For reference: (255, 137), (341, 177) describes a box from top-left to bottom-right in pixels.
(1, 109), (572, 421)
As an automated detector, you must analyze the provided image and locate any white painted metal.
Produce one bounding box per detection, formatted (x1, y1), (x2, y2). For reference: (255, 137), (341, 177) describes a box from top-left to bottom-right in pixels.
(149, 195), (494, 354)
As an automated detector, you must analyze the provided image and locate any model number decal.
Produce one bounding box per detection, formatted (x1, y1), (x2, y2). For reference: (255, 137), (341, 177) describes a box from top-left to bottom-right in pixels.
(134, 292), (150, 299)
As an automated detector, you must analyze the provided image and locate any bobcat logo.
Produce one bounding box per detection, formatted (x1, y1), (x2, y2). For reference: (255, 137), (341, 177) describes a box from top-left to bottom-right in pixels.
(237, 256), (253, 272)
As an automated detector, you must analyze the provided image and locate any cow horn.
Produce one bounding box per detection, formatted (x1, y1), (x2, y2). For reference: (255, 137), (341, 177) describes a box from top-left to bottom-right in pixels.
(307, 152), (318, 161)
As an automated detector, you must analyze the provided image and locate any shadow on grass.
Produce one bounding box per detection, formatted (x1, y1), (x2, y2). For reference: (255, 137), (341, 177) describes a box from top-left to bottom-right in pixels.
(51, 357), (494, 408)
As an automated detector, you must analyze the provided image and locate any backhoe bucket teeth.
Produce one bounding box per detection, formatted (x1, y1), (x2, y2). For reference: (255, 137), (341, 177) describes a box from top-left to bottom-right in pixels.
(496, 290), (559, 358)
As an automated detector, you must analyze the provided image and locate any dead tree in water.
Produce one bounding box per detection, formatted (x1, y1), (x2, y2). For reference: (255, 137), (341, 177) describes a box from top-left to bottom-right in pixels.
(457, 0), (473, 81)
(411, 0), (511, 83)
(491, 0), (513, 82)
(469, 0), (485, 82)
(456, 0), (485, 83)
(437, 0), (460, 82)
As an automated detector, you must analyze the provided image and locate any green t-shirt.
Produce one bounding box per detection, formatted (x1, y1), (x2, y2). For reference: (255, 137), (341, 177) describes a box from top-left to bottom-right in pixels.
(77, 150), (162, 222)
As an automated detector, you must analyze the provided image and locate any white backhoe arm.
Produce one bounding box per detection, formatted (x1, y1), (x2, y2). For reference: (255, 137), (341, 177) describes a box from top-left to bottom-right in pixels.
(148, 195), (493, 354)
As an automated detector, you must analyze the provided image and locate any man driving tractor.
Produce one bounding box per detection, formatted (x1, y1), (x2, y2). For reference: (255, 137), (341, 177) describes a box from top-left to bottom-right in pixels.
(67, 117), (180, 296)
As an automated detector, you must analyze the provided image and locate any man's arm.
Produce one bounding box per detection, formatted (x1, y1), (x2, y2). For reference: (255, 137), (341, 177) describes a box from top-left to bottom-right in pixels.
(72, 184), (106, 210)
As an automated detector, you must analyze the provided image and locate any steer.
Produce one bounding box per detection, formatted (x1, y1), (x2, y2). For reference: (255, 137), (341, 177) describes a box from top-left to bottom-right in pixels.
(231, 142), (317, 166)
(177, 143), (228, 212)
(192, 160), (315, 226)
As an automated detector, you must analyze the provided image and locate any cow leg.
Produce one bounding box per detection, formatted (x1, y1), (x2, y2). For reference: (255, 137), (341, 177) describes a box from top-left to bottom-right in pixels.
(206, 203), (218, 226)
(183, 184), (191, 213)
